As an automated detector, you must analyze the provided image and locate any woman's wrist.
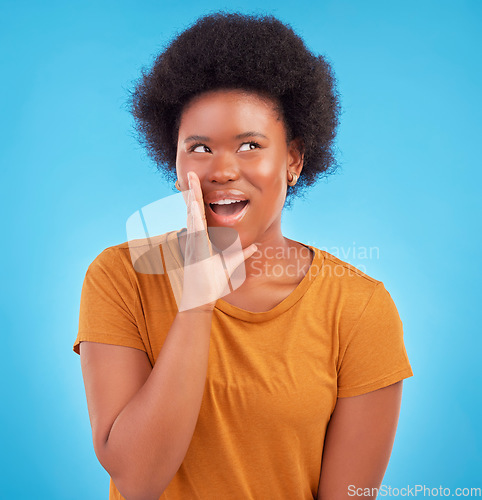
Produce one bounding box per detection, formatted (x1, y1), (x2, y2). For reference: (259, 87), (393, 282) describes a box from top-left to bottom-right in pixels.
(177, 304), (216, 315)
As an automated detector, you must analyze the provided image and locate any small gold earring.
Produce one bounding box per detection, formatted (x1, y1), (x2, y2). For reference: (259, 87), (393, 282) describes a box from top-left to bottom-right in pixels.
(175, 180), (181, 191)
(287, 172), (298, 186)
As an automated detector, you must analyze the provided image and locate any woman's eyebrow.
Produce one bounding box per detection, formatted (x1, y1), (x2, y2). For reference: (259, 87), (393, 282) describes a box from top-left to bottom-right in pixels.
(184, 131), (268, 144)
(184, 135), (210, 143)
(235, 131), (268, 140)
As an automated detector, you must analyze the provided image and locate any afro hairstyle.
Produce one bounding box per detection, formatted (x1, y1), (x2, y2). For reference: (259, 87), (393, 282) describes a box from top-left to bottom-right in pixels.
(127, 11), (342, 206)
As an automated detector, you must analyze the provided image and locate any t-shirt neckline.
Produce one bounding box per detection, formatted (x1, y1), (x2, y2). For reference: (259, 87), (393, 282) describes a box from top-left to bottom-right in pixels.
(215, 242), (324, 322)
(164, 229), (325, 323)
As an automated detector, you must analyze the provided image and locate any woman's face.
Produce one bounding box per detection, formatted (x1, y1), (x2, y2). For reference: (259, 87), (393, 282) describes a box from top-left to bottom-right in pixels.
(176, 89), (303, 247)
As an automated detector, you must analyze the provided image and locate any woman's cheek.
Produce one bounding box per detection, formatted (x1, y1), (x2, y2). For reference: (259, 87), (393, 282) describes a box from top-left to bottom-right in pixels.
(249, 157), (279, 181)
(177, 154), (203, 175)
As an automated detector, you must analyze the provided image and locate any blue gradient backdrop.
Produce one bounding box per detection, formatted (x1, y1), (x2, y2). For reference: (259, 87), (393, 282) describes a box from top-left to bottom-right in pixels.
(1, 0), (480, 498)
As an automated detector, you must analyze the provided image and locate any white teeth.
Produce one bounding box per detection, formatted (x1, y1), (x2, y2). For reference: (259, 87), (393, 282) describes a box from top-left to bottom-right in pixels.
(210, 199), (246, 205)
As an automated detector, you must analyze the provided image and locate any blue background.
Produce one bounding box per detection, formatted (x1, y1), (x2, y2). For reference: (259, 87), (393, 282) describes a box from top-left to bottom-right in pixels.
(1, 0), (480, 497)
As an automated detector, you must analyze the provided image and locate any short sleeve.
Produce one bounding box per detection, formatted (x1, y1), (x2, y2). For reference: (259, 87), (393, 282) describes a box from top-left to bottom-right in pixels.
(337, 282), (413, 398)
(72, 247), (146, 355)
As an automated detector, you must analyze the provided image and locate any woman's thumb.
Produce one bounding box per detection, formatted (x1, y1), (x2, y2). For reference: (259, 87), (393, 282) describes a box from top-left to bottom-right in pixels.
(244, 244), (258, 260)
(222, 243), (257, 278)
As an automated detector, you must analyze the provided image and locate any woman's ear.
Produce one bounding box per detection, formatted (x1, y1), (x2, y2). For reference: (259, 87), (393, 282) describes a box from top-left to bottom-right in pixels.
(288, 137), (305, 177)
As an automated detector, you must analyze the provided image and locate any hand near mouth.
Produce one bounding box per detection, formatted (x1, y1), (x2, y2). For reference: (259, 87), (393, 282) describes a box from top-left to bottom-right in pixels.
(178, 171), (257, 312)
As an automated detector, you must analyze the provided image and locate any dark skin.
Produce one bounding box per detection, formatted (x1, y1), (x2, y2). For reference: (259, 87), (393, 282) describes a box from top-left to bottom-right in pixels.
(175, 89), (311, 311)
(177, 89), (405, 497)
(79, 88), (404, 499)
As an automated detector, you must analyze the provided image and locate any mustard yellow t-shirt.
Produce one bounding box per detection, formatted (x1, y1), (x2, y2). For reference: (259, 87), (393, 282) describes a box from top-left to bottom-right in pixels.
(73, 230), (413, 500)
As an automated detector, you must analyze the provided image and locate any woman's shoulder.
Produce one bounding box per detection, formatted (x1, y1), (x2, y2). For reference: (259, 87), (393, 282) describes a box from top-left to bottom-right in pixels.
(307, 243), (383, 298)
(307, 245), (402, 336)
(86, 229), (183, 277)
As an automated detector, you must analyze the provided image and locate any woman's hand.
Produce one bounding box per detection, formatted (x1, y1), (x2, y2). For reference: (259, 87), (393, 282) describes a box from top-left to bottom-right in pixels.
(178, 171), (257, 312)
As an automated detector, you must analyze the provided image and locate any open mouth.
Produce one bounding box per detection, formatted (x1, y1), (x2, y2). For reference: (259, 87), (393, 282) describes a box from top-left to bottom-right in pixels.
(209, 200), (249, 217)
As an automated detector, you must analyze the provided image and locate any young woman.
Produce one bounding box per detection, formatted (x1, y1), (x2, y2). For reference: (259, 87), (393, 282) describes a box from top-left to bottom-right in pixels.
(73, 12), (413, 500)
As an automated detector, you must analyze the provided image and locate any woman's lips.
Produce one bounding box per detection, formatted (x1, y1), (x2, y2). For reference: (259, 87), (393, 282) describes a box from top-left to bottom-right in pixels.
(206, 201), (250, 225)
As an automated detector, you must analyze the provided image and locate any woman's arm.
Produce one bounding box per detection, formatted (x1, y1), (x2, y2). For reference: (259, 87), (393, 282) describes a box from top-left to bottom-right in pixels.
(317, 381), (404, 500)
(80, 308), (213, 500)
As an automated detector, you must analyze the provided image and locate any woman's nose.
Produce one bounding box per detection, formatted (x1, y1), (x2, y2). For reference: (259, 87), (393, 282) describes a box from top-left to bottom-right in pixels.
(206, 152), (240, 184)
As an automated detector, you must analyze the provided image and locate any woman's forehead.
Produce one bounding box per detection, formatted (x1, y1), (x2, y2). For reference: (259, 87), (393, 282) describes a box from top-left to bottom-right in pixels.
(179, 89), (284, 133)
(185, 88), (279, 111)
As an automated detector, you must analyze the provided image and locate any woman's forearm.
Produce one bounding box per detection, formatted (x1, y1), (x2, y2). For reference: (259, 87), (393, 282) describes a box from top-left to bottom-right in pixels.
(100, 307), (213, 500)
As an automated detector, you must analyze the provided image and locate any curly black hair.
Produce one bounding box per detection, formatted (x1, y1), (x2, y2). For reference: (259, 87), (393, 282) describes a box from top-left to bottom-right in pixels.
(127, 11), (342, 206)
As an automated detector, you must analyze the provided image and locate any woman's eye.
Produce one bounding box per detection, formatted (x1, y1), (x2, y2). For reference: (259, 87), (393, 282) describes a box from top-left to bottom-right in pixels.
(190, 142), (260, 153)
(238, 142), (260, 152)
(191, 144), (211, 153)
